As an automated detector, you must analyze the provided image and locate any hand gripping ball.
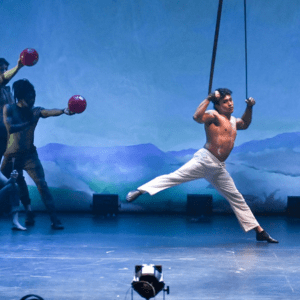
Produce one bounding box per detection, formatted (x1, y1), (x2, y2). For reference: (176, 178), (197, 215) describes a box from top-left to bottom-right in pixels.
(68, 95), (87, 113)
(20, 48), (39, 66)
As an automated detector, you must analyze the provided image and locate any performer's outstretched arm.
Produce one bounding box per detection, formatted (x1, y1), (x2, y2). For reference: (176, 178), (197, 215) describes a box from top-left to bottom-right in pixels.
(0, 59), (24, 86)
(40, 108), (75, 118)
(236, 97), (256, 130)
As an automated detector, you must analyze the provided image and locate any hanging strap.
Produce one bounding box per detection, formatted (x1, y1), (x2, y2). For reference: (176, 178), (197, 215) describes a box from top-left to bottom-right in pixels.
(244, 0), (248, 99)
(208, 0), (223, 94)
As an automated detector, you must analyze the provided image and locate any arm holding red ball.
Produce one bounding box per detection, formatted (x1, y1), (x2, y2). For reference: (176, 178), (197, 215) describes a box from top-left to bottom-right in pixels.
(0, 59), (24, 86)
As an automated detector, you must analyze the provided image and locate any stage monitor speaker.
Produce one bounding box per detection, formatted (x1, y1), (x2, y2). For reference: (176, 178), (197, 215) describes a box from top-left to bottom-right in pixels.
(286, 196), (300, 218)
(92, 194), (119, 215)
(186, 194), (213, 216)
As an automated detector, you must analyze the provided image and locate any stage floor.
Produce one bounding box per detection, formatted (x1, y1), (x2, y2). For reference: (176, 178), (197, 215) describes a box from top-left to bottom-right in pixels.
(0, 213), (300, 300)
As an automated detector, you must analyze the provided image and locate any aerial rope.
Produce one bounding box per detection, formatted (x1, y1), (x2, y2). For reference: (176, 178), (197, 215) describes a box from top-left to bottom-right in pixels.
(243, 0), (248, 99)
(208, 0), (249, 99)
(208, 0), (223, 94)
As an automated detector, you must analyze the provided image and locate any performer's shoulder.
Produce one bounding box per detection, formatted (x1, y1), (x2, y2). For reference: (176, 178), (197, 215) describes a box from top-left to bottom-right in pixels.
(230, 115), (237, 125)
(4, 103), (15, 111)
(32, 106), (45, 118)
(32, 106), (45, 112)
(0, 74), (6, 87)
(206, 109), (218, 115)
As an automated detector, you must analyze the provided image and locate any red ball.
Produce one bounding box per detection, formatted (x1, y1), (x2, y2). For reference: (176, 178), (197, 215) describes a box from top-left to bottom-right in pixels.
(20, 48), (39, 66)
(68, 95), (87, 114)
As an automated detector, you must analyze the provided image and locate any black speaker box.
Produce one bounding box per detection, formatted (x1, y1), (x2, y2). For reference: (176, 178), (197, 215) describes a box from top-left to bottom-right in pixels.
(186, 194), (213, 216)
(92, 194), (119, 215)
(286, 196), (300, 218)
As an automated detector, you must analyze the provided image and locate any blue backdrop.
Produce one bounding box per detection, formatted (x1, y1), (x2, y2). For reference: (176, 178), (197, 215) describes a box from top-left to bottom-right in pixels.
(1, 0), (299, 212)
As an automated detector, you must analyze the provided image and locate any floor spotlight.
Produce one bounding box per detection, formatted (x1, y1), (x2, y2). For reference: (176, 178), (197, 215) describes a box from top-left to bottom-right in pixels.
(131, 264), (169, 299)
(20, 295), (44, 300)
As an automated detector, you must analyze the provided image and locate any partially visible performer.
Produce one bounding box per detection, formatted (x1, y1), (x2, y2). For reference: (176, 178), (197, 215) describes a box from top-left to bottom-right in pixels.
(0, 58), (24, 160)
(2, 79), (75, 230)
(0, 169), (26, 230)
(126, 88), (278, 243)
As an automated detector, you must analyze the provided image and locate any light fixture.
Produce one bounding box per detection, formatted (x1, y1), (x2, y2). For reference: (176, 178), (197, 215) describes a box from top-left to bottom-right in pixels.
(131, 264), (169, 299)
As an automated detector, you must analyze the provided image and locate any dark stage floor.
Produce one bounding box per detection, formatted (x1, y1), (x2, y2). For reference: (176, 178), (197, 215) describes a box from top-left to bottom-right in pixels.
(0, 213), (300, 300)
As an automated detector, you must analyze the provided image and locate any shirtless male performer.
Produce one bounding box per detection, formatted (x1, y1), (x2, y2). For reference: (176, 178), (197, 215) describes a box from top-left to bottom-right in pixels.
(126, 88), (278, 243)
(1, 79), (75, 230)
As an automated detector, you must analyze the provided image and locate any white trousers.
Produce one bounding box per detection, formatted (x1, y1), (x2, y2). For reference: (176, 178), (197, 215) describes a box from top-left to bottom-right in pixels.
(138, 148), (259, 232)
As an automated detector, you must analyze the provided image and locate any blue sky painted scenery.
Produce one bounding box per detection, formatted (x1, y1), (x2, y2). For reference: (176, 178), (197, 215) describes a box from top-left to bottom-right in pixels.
(23, 132), (300, 212)
(1, 1), (300, 212)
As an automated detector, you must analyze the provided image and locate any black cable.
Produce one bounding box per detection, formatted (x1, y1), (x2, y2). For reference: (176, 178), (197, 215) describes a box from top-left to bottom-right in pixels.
(123, 286), (132, 300)
(208, 0), (223, 94)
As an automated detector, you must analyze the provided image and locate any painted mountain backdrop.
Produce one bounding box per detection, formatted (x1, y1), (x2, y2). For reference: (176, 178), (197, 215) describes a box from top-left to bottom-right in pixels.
(24, 132), (300, 212)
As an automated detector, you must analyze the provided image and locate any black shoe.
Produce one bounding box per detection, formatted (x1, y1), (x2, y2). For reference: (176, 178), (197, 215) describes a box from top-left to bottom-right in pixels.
(126, 190), (142, 202)
(25, 211), (35, 226)
(51, 218), (64, 230)
(256, 230), (278, 243)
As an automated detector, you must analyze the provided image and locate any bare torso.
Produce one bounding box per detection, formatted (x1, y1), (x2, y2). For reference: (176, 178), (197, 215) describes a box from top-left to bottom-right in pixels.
(204, 110), (237, 162)
(4, 104), (42, 156)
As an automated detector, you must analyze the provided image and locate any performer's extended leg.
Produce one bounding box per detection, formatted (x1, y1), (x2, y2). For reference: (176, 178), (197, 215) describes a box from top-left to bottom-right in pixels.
(23, 152), (63, 230)
(207, 166), (260, 232)
(136, 150), (259, 232)
(138, 158), (207, 195)
(209, 169), (278, 242)
(127, 156), (207, 202)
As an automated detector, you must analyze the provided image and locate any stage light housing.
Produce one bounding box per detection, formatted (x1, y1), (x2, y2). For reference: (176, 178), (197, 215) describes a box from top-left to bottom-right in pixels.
(132, 264), (168, 299)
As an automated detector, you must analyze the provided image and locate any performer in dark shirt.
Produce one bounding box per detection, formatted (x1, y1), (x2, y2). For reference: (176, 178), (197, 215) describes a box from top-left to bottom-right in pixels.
(0, 57), (24, 160)
(2, 79), (75, 230)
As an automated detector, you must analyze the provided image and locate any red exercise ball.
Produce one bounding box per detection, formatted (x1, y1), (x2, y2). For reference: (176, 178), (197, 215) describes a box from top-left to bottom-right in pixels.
(68, 95), (87, 114)
(20, 48), (39, 66)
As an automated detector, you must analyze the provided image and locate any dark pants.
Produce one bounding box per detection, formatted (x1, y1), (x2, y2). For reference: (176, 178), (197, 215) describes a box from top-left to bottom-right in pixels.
(0, 136), (7, 163)
(0, 182), (20, 212)
(0, 181), (20, 213)
(1, 151), (56, 217)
